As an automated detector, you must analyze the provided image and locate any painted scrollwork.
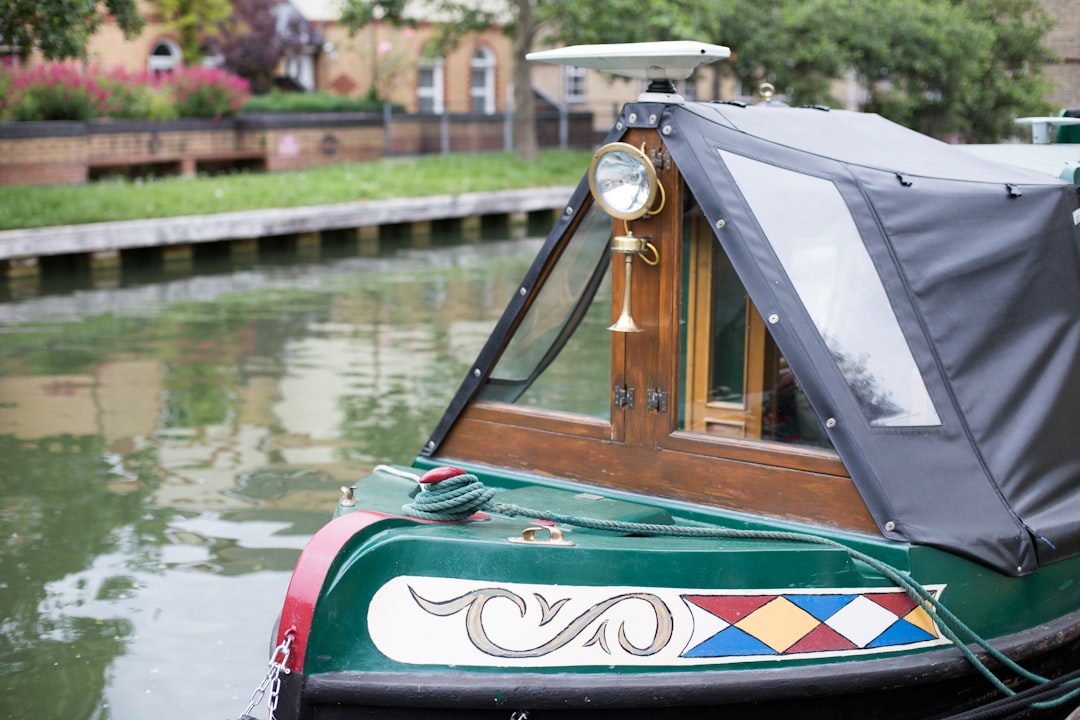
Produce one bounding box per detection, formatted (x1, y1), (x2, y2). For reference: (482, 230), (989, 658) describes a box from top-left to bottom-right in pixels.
(409, 586), (674, 659)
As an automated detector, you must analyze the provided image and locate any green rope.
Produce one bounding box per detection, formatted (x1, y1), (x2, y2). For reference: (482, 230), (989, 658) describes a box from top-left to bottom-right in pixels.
(398, 470), (1073, 708)
(404, 474), (496, 520)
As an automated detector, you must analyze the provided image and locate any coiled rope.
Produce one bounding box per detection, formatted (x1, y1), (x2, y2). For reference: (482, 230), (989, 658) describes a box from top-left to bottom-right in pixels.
(379, 465), (1080, 713)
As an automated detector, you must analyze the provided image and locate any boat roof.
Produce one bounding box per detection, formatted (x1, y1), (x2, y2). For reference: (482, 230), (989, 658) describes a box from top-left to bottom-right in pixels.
(429, 97), (1080, 576)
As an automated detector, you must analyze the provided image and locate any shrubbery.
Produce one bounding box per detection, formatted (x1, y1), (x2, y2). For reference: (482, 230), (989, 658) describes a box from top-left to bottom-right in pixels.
(0, 62), (251, 122)
(0, 62), (405, 122)
(169, 66), (251, 119)
(241, 90), (402, 114)
(3, 63), (110, 121)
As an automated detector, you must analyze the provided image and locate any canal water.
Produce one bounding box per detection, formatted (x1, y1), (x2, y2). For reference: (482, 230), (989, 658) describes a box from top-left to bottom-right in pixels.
(0, 235), (549, 720)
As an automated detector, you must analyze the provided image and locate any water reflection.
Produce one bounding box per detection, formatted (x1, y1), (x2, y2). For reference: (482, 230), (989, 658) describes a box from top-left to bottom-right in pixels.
(0, 237), (540, 720)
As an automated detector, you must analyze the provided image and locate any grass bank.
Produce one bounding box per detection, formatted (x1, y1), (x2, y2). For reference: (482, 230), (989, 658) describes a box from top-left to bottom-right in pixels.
(0, 150), (591, 231)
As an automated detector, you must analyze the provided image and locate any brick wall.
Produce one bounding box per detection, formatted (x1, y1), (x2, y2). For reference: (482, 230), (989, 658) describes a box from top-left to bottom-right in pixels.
(0, 116), (385, 185)
(258, 125), (386, 171)
(0, 112), (594, 186)
(86, 124), (241, 164)
(0, 124), (89, 184)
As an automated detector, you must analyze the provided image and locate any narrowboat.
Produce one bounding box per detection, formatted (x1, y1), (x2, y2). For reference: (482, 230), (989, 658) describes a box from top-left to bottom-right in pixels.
(959, 112), (1080, 183)
(250, 41), (1080, 719)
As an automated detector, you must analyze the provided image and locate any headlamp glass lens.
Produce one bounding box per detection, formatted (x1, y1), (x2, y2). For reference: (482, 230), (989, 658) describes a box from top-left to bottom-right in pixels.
(588, 143), (658, 220)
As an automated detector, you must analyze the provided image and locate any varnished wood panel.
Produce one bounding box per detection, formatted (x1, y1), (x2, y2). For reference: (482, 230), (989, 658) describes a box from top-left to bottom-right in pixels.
(465, 400), (610, 440)
(664, 431), (848, 476)
(438, 411), (877, 534)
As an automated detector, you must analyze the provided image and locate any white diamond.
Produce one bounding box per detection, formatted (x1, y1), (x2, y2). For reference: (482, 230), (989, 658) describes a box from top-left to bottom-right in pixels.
(823, 595), (898, 648)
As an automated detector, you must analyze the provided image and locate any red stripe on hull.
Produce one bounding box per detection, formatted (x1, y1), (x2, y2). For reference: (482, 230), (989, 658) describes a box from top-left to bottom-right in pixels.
(276, 511), (408, 672)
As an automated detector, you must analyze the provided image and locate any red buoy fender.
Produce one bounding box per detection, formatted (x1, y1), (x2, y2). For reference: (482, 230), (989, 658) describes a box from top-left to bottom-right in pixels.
(419, 466), (466, 484)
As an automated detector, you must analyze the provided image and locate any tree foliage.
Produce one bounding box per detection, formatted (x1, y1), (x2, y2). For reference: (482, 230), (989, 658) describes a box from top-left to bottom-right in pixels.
(331, 0), (661, 160)
(677, 0), (1056, 141)
(0, 0), (144, 60)
(150, 0), (232, 64)
(339, 0), (1055, 150)
(950, 0), (1058, 142)
(208, 0), (308, 94)
(338, 0), (535, 153)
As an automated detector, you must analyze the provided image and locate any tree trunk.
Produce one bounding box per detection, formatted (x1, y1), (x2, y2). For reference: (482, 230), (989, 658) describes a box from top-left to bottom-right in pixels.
(512, 0), (538, 161)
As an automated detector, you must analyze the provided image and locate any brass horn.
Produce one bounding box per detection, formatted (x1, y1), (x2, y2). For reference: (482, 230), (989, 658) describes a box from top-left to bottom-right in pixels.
(609, 233), (648, 333)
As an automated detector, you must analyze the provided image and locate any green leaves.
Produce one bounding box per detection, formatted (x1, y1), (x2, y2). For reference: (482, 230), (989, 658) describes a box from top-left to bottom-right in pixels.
(151, 0), (231, 63)
(686, 0), (1055, 141)
(331, 0), (1053, 143)
(0, 0), (144, 60)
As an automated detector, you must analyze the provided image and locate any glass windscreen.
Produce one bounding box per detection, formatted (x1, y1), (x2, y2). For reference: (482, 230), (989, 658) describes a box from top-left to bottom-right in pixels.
(718, 150), (940, 427)
(476, 202), (612, 417)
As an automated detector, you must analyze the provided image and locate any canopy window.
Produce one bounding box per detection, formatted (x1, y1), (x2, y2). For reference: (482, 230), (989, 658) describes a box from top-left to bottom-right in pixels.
(717, 150), (940, 428)
(476, 202), (612, 418)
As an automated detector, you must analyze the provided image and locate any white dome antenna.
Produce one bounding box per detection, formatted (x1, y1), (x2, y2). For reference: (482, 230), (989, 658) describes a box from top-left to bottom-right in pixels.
(527, 41), (730, 104)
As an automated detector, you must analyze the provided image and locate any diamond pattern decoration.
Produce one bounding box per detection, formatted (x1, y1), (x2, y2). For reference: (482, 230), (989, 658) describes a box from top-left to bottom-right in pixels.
(736, 597), (822, 653)
(681, 587), (944, 659)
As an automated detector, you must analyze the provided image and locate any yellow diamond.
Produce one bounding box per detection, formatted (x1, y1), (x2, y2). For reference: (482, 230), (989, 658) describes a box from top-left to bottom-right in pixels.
(904, 605), (939, 637)
(735, 597), (821, 653)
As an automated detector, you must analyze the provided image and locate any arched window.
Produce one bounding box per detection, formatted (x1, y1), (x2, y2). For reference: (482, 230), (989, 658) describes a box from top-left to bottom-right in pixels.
(470, 46), (496, 114)
(148, 38), (182, 75)
(417, 48), (445, 114)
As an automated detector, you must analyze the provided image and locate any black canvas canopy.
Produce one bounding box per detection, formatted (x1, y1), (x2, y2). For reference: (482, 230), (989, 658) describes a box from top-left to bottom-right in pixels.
(659, 102), (1080, 576)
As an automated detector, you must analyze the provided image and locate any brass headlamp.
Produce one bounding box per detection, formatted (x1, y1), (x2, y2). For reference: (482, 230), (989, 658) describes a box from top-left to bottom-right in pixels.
(588, 142), (662, 333)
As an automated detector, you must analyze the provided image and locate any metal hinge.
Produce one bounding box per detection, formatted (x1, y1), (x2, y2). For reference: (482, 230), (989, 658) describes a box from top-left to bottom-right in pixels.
(646, 388), (668, 413)
(613, 385), (635, 409)
(649, 147), (671, 172)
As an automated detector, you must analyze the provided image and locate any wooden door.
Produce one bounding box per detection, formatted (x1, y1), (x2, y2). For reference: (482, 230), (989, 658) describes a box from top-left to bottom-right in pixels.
(608, 128), (681, 448)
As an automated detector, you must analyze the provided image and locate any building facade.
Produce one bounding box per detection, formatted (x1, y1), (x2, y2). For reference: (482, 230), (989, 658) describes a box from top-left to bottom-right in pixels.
(10, 1), (1080, 131)
(73, 0), (515, 117)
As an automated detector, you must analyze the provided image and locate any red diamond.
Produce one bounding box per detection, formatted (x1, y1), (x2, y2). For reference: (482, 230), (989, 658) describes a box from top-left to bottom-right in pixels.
(864, 592), (918, 617)
(684, 595), (777, 624)
(786, 623), (858, 654)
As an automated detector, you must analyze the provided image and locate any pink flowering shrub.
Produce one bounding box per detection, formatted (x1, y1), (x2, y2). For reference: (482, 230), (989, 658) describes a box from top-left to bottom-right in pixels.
(97, 67), (175, 120)
(0, 63), (251, 122)
(162, 66), (251, 120)
(2, 63), (110, 121)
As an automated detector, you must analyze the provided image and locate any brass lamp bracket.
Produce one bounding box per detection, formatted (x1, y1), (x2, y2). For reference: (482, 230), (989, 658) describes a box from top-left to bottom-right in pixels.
(609, 232), (653, 333)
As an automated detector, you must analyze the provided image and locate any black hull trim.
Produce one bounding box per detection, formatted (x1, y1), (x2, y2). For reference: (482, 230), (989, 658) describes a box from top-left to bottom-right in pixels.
(277, 608), (1080, 720)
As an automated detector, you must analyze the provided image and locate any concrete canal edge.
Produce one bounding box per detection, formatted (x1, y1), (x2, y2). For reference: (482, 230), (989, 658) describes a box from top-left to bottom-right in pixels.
(0, 185), (576, 285)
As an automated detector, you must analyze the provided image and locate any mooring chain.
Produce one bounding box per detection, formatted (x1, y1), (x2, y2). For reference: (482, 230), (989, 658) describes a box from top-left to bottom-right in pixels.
(239, 630), (294, 720)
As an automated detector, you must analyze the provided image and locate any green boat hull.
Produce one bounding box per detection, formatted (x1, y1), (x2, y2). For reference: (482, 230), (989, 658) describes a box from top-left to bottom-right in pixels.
(269, 464), (1080, 719)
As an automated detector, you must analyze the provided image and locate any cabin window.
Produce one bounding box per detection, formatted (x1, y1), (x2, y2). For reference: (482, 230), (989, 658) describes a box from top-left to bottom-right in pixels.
(476, 202), (612, 417)
(718, 150), (940, 427)
(680, 203), (832, 448)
